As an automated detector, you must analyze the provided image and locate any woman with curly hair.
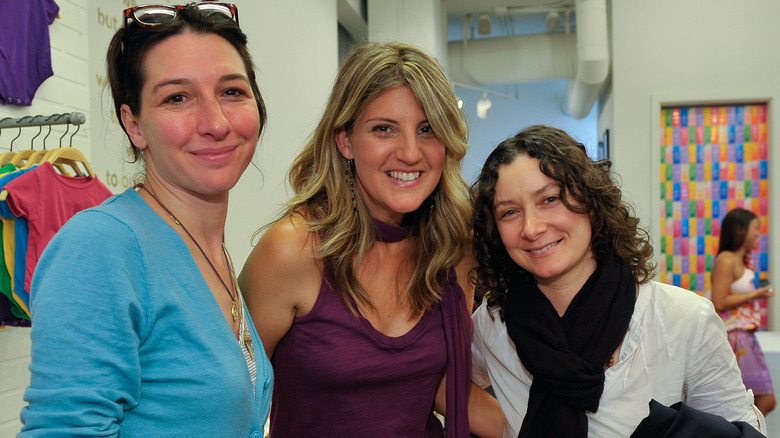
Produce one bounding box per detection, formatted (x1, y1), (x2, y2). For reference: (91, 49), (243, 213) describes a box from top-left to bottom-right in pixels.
(470, 125), (762, 437)
(239, 42), (502, 437)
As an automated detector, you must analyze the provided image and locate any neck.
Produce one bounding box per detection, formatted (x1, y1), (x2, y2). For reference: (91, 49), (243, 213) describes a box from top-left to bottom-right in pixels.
(735, 247), (751, 267)
(536, 256), (597, 317)
(137, 180), (228, 252)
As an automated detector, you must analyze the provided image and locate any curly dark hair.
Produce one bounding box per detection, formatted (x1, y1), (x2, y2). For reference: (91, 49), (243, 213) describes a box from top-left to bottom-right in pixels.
(471, 125), (655, 319)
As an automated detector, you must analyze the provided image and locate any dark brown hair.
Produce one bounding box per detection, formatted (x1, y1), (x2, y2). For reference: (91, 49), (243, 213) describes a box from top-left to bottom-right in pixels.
(471, 125), (655, 318)
(718, 208), (758, 253)
(106, 4), (266, 162)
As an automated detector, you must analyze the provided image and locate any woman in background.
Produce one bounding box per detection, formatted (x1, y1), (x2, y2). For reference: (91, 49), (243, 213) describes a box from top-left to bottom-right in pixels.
(240, 41), (502, 437)
(21, 3), (272, 435)
(470, 125), (763, 437)
(711, 208), (776, 416)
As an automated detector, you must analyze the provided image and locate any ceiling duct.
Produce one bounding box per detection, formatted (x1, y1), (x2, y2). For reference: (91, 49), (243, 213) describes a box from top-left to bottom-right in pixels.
(448, 32), (578, 85)
(564, 0), (609, 119)
(447, 0), (609, 119)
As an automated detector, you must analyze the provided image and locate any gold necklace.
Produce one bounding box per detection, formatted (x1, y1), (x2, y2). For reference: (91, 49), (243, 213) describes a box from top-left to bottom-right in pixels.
(136, 183), (239, 322)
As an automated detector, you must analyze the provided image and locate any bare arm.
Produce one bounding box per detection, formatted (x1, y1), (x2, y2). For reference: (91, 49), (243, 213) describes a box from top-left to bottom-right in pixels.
(710, 254), (774, 313)
(238, 214), (322, 359)
(434, 377), (505, 438)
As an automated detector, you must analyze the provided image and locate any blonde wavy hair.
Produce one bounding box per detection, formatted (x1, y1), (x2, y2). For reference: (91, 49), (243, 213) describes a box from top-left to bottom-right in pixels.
(283, 41), (471, 316)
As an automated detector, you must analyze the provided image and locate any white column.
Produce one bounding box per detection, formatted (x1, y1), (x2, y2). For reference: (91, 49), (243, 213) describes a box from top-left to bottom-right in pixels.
(367, 0), (448, 70)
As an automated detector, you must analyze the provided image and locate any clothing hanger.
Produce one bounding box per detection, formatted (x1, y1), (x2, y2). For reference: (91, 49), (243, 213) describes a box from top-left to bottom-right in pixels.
(28, 120), (73, 175)
(10, 116), (41, 167)
(45, 124), (94, 177)
(25, 125), (51, 167)
(0, 112), (91, 200)
(21, 125), (45, 169)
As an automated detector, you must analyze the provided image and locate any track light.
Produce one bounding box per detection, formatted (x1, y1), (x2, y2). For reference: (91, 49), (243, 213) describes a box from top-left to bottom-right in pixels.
(457, 98), (463, 109)
(477, 13), (491, 35)
(546, 10), (561, 32)
(476, 92), (492, 119)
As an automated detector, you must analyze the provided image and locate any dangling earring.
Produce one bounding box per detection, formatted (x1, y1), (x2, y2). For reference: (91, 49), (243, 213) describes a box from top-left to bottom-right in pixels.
(345, 158), (357, 212)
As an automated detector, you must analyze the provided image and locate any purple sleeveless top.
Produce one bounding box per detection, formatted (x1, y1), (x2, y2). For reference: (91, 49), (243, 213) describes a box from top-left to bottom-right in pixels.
(269, 219), (472, 437)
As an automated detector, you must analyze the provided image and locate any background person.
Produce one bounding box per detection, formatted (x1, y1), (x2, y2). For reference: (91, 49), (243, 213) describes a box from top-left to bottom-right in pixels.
(470, 125), (763, 437)
(239, 41), (503, 438)
(711, 207), (776, 416)
(20, 3), (273, 435)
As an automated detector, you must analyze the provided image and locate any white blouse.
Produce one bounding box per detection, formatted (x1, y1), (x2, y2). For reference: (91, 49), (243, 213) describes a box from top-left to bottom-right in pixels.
(472, 280), (765, 437)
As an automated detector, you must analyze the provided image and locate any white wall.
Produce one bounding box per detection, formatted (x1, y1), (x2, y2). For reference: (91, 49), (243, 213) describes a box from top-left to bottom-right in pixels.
(226, 1), (338, 266)
(607, 0), (780, 328)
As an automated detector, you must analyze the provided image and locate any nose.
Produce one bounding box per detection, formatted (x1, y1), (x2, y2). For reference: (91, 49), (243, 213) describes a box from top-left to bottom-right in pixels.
(520, 209), (545, 241)
(196, 96), (230, 140)
(396, 132), (423, 164)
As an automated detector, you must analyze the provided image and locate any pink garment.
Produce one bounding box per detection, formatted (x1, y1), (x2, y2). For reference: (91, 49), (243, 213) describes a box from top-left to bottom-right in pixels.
(4, 161), (112, 292)
(727, 329), (774, 395)
(720, 268), (761, 331)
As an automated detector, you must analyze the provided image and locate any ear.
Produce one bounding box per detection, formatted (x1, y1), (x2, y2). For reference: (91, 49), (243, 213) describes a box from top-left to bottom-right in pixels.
(120, 104), (148, 150)
(334, 128), (353, 160)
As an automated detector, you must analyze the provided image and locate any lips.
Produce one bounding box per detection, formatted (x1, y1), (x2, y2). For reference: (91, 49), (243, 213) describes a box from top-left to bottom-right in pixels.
(528, 240), (560, 254)
(191, 145), (238, 162)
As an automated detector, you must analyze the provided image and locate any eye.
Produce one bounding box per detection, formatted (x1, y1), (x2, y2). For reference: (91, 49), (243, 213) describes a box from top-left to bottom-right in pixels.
(499, 209), (516, 218)
(163, 94), (186, 104)
(372, 125), (391, 133)
(543, 195), (558, 204)
(418, 124), (434, 135)
(224, 88), (244, 97)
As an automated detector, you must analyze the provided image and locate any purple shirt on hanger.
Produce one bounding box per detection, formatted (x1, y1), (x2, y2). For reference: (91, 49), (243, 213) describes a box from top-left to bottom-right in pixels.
(0, 0), (60, 106)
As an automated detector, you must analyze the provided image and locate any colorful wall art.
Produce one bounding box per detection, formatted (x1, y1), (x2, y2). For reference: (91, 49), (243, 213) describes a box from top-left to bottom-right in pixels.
(659, 104), (769, 327)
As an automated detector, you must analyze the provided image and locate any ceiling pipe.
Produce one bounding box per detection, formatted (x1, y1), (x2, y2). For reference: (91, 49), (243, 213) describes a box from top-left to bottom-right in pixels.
(448, 32), (578, 85)
(446, 0), (609, 120)
(564, 0), (609, 119)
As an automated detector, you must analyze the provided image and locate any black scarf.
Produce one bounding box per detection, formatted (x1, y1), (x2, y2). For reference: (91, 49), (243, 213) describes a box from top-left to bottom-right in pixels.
(504, 251), (636, 438)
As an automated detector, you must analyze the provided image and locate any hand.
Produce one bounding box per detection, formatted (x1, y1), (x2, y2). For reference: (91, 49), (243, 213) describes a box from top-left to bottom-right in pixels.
(756, 285), (775, 300)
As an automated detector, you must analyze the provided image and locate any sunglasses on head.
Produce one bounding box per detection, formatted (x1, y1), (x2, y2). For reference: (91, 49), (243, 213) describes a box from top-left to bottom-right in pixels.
(124, 2), (239, 27)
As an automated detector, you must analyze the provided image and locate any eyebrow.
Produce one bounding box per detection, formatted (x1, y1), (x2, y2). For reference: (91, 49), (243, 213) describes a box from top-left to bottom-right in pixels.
(151, 73), (251, 94)
(363, 117), (397, 124)
(493, 183), (558, 209)
(362, 117), (430, 126)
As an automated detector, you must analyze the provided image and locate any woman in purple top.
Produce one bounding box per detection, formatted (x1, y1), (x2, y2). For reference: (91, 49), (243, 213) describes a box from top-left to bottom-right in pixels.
(239, 42), (503, 437)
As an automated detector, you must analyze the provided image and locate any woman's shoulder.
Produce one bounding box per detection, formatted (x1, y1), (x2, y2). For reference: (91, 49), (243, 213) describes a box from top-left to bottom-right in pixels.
(247, 211), (320, 277)
(637, 281), (716, 323)
(51, 191), (143, 246)
(261, 211), (317, 250)
(713, 250), (740, 269)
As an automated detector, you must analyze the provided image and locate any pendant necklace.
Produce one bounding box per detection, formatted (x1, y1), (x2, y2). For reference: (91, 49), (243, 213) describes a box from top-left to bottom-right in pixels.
(136, 183), (240, 322)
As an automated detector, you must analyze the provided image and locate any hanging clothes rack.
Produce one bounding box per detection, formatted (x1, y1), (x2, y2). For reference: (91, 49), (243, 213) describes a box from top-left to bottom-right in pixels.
(0, 112), (111, 327)
(0, 111), (95, 190)
(0, 112), (86, 130)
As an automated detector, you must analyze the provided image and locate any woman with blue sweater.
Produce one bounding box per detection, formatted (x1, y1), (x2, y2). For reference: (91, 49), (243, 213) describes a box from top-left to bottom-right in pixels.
(20, 3), (272, 436)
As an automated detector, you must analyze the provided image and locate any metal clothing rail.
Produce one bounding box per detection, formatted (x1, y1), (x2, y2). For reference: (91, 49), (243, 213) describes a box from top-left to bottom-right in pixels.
(0, 112), (86, 130)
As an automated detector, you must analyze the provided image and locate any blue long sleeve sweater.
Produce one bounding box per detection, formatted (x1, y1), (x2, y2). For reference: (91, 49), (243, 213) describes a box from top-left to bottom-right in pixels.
(20, 188), (273, 437)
